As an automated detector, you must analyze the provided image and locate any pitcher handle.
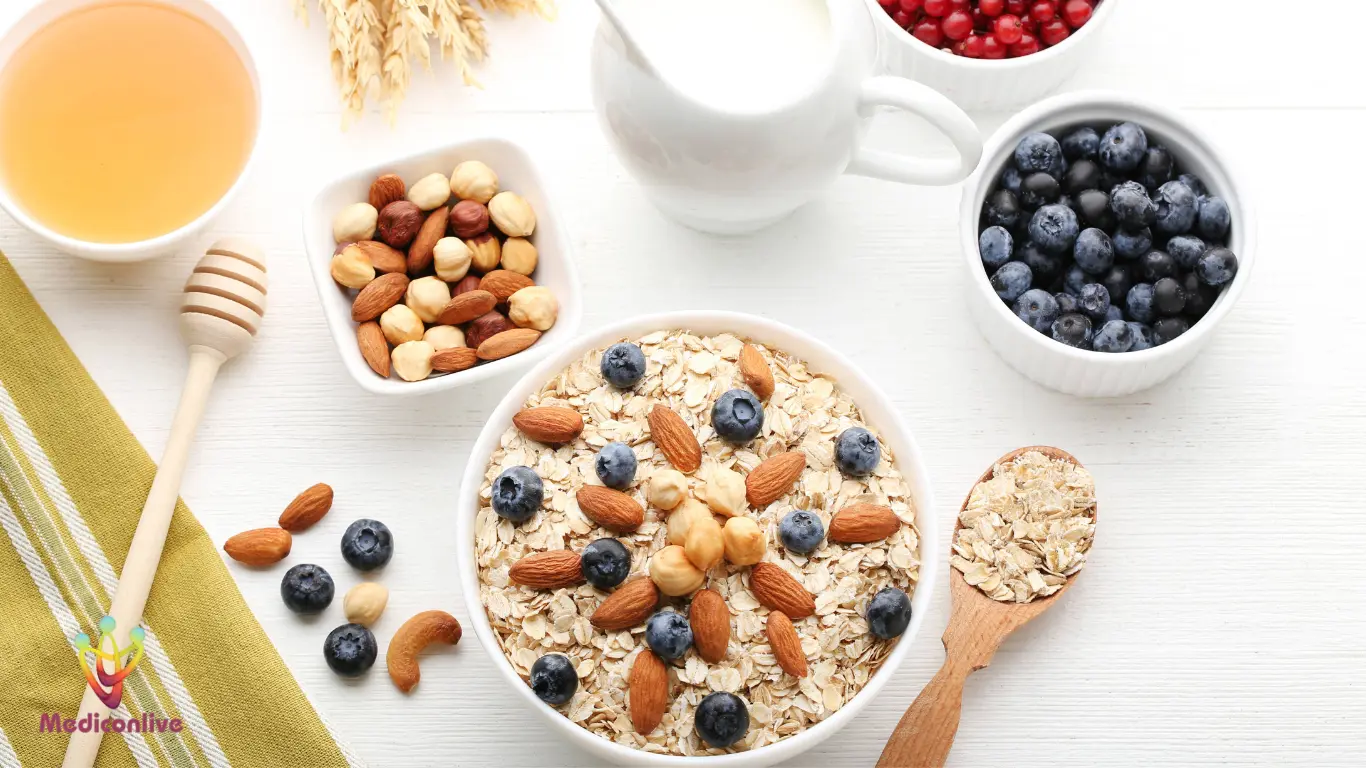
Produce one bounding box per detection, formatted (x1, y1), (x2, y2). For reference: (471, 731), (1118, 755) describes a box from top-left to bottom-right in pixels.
(847, 76), (983, 187)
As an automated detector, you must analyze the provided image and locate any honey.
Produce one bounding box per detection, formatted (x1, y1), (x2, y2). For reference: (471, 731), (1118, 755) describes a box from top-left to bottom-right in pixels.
(0, 2), (257, 243)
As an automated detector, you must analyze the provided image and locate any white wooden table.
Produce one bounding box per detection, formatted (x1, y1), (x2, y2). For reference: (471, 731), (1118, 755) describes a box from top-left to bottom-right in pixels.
(4, 1), (1365, 765)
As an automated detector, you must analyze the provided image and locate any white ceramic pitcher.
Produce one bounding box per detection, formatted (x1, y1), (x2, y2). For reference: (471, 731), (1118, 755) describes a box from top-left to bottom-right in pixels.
(589, 0), (984, 235)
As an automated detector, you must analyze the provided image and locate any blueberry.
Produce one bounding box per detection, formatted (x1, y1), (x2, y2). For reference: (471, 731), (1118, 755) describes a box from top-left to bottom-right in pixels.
(1137, 250), (1177, 282)
(1196, 246), (1238, 286)
(1153, 180), (1198, 235)
(1109, 180), (1157, 229)
(601, 343), (646, 388)
(1127, 322), (1156, 351)
(1100, 265), (1132, 307)
(1063, 159), (1102, 194)
(1105, 305), (1125, 323)
(645, 611), (693, 661)
(1078, 283), (1111, 322)
(712, 389), (764, 443)
(1091, 320), (1134, 353)
(1000, 166), (1023, 195)
(323, 623), (378, 677)
(1178, 172), (1207, 198)
(695, 692), (749, 748)
(990, 261), (1033, 303)
(1098, 122), (1148, 172)
(1166, 234), (1207, 270)
(1053, 292), (1079, 315)
(595, 442), (638, 489)
(1152, 277), (1187, 317)
(1126, 283), (1156, 323)
(866, 587), (912, 640)
(581, 538), (631, 589)
(1014, 132), (1064, 176)
(280, 564), (334, 614)
(1056, 193), (1074, 213)
(835, 427), (881, 477)
(1074, 189), (1112, 230)
(530, 654), (578, 706)
(1019, 172), (1061, 209)
(1061, 126), (1100, 160)
(978, 226), (1013, 271)
(1072, 228), (1114, 274)
(341, 519), (394, 571)
(984, 189), (1021, 229)
(779, 510), (825, 554)
(1136, 145), (1175, 191)
(1050, 313), (1093, 349)
(1011, 289), (1059, 334)
(1196, 196), (1232, 240)
(1153, 316), (1191, 346)
(1062, 264), (1089, 297)
(1112, 227), (1153, 260)
(1018, 241), (1064, 286)
(492, 466), (544, 523)
(1028, 204), (1079, 254)
(1182, 272), (1218, 318)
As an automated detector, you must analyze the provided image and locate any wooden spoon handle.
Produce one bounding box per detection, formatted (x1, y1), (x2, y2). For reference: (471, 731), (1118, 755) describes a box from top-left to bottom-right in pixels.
(877, 657), (972, 768)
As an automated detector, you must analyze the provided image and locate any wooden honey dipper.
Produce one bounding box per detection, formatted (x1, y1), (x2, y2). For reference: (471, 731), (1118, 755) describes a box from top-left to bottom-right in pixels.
(63, 239), (266, 768)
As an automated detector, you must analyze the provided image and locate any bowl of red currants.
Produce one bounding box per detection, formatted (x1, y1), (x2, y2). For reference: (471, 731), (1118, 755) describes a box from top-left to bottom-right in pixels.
(959, 91), (1255, 397)
(865, 0), (1122, 111)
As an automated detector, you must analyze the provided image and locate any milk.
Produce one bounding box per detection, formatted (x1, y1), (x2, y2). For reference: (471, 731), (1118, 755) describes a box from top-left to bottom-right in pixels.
(613, 0), (833, 112)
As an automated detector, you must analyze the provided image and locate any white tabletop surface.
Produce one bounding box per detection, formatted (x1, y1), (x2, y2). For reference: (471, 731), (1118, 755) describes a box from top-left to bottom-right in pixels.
(3, 1), (1365, 766)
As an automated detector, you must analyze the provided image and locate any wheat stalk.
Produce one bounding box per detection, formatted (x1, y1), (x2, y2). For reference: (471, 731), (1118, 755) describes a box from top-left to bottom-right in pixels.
(318, 0), (354, 88)
(430, 0), (489, 87)
(381, 0), (434, 122)
(342, 0), (385, 125)
(478, 0), (556, 19)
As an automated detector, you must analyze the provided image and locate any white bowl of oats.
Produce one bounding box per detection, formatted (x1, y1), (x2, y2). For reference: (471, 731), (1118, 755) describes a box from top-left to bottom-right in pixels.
(456, 312), (937, 765)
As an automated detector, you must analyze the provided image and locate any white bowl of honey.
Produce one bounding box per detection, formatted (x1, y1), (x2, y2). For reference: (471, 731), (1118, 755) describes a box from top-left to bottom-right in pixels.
(0, 0), (261, 262)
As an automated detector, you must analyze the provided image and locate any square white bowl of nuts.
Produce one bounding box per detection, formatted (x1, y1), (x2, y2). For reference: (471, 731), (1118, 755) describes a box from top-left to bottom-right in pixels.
(303, 137), (582, 395)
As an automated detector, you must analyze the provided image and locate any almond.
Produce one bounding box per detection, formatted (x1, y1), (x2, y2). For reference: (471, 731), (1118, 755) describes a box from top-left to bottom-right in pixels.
(368, 173), (406, 211)
(222, 527), (292, 566)
(629, 650), (668, 735)
(354, 240), (407, 274)
(766, 610), (807, 678)
(513, 406), (584, 444)
(278, 483), (334, 532)
(745, 452), (806, 507)
(688, 588), (730, 663)
(647, 405), (701, 473)
(436, 289), (497, 326)
(739, 343), (775, 401)
(357, 321), (391, 378)
(576, 486), (645, 531)
(476, 328), (540, 360)
(591, 576), (658, 630)
(430, 347), (478, 373)
(828, 502), (900, 544)
(508, 550), (585, 589)
(351, 272), (409, 322)
(750, 562), (816, 619)
(407, 206), (449, 275)
(479, 269), (534, 302)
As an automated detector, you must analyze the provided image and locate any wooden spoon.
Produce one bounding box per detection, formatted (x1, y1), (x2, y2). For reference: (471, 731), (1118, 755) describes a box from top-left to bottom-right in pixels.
(877, 445), (1093, 768)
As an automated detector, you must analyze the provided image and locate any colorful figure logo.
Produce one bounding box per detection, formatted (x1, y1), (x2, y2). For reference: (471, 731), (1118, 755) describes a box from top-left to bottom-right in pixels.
(73, 616), (145, 709)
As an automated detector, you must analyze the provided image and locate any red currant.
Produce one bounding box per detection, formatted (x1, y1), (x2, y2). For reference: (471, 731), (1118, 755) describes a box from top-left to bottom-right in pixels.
(912, 18), (945, 47)
(1039, 17), (1070, 45)
(892, 9), (914, 27)
(993, 14), (1023, 44)
(1005, 0), (1027, 14)
(899, 0), (925, 11)
(979, 0), (1005, 16)
(1061, 0), (1092, 28)
(942, 9), (974, 40)
(1030, 1), (1056, 21)
(981, 33), (1007, 58)
(922, 0), (949, 16)
(1010, 31), (1041, 56)
(962, 33), (985, 57)
(878, 0), (899, 7)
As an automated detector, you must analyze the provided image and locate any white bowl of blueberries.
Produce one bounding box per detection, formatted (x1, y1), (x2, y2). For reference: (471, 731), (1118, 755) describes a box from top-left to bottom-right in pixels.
(959, 90), (1255, 397)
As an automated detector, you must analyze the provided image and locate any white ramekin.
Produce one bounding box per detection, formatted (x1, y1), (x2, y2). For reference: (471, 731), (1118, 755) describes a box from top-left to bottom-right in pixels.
(863, 0), (1123, 112)
(959, 91), (1256, 398)
(454, 311), (938, 767)
(0, 0), (263, 262)
(303, 137), (583, 396)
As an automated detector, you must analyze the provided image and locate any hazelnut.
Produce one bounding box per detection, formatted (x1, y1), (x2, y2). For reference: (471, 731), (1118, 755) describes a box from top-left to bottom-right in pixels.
(332, 202), (378, 243)
(391, 340), (434, 382)
(684, 513), (724, 571)
(408, 172), (451, 211)
(667, 499), (712, 547)
(722, 516), (765, 566)
(500, 237), (538, 276)
(378, 201), (423, 249)
(488, 191), (536, 237)
(649, 545), (705, 597)
(330, 247), (374, 290)
(450, 160), (499, 204)
(449, 200), (490, 239)
(452, 275), (483, 295)
(405, 276), (451, 323)
(647, 469), (688, 511)
(464, 311), (514, 349)
(423, 324), (466, 351)
(466, 234), (501, 273)
(433, 237), (472, 282)
(703, 466), (747, 517)
(380, 304), (424, 346)
(507, 286), (558, 332)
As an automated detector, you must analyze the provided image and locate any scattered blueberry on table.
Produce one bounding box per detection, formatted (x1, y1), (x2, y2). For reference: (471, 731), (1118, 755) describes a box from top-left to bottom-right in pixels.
(281, 563), (335, 614)
(530, 653), (578, 706)
(979, 120), (1239, 352)
(323, 623), (378, 677)
(340, 518), (393, 571)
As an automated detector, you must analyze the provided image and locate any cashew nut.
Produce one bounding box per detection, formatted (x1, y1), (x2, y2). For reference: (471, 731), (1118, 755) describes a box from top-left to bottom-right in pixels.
(387, 610), (462, 693)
